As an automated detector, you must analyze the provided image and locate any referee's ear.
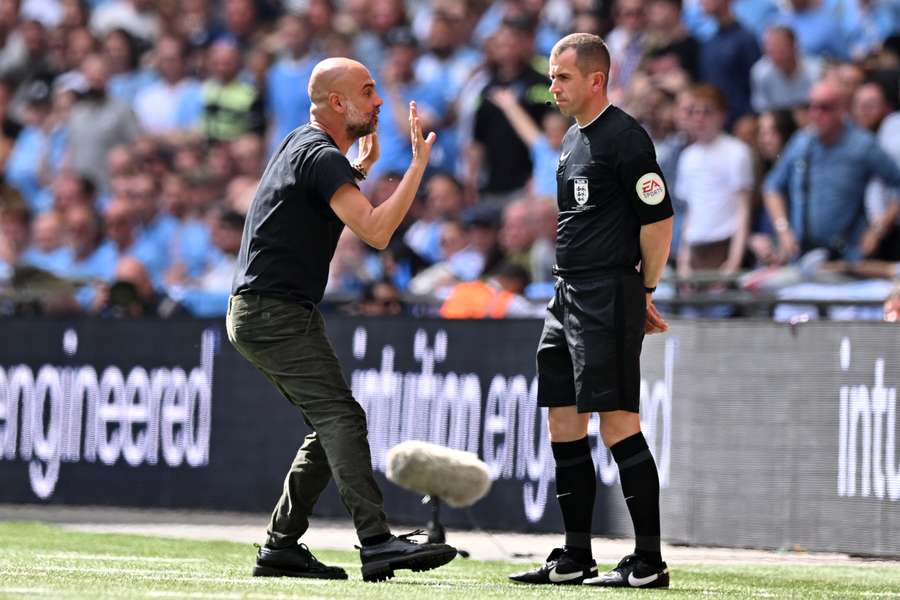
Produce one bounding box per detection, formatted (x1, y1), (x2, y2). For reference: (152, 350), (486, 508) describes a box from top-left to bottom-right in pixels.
(591, 71), (607, 94)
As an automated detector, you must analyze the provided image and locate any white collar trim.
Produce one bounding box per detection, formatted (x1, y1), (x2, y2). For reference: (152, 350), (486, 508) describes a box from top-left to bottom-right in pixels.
(578, 103), (612, 129)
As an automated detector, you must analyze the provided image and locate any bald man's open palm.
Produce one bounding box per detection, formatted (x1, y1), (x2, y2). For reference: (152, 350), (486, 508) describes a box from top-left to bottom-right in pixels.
(409, 101), (436, 163)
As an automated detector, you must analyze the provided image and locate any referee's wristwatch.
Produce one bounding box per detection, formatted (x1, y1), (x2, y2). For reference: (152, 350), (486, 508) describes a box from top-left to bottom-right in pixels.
(644, 285), (657, 294)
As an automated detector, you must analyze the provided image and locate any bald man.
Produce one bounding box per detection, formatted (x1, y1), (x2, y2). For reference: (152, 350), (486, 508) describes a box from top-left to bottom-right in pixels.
(764, 80), (900, 263)
(227, 58), (456, 582)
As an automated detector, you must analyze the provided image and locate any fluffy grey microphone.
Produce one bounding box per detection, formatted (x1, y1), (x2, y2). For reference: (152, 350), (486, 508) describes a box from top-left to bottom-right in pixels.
(386, 441), (492, 508)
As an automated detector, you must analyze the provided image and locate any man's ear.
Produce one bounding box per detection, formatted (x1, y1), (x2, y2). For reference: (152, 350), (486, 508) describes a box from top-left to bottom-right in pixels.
(329, 92), (344, 113)
(592, 71), (606, 93)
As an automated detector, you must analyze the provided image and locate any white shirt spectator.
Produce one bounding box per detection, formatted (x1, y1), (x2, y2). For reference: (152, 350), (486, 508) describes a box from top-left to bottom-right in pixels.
(133, 78), (202, 133)
(676, 133), (754, 244)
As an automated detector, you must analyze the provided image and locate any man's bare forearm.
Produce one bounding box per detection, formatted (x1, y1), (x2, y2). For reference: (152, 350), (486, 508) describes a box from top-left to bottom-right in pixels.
(365, 160), (427, 248)
(640, 218), (673, 287)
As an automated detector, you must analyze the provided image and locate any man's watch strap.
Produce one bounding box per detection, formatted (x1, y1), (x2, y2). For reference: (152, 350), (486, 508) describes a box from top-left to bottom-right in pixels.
(644, 285), (657, 294)
(350, 162), (367, 180)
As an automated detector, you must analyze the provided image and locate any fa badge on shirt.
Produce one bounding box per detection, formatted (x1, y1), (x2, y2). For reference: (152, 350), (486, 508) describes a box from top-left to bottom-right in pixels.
(574, 177), (589, 206)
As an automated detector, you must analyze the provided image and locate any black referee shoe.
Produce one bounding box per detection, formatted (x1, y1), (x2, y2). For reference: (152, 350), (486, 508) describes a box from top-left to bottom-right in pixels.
(584, 553), (669, 588)
(358, 530), (457, 582)
(252, 543), (348, 579)
(508, 548), (597, 585)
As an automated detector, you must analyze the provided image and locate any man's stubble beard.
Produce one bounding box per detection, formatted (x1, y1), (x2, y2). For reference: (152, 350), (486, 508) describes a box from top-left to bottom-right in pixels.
(345, 99), (378, 139)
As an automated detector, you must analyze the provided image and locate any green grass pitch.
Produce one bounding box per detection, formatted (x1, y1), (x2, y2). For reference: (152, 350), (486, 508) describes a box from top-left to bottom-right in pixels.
(1, 522), (899, 599)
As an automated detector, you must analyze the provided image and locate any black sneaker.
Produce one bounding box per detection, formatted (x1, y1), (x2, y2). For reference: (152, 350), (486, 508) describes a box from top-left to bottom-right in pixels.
(508, 548), (598, 585)
(584, 553), (669, 588)
(252, 543), (348, 579)
(358, 530), (457, 582)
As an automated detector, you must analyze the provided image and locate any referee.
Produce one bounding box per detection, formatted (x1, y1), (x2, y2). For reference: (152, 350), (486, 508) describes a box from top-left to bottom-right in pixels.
(509, 34), (673, 588)
(226, 57), (456, 582)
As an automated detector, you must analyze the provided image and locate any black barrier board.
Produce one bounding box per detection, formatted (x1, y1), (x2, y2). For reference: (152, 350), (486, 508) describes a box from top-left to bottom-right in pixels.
(0, 318), (897, 555)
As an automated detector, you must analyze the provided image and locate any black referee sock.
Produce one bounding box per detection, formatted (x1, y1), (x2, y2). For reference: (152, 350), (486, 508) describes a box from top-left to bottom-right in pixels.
(551, 436), (595, 563)
(610, 432), (663, 567)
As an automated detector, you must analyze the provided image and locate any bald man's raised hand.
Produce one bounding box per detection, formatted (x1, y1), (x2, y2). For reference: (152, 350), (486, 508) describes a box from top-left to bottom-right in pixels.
(357, 133), (379, 173)
(409, 101), (436, 165)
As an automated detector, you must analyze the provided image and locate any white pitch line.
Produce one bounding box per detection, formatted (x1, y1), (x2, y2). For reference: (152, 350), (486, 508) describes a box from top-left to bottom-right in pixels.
(6, 565), (335, 586)
(37, 552), (208, 563)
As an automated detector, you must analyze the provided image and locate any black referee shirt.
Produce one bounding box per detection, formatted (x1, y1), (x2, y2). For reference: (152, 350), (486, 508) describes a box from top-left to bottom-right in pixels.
(232, 124), (358, 303)
(555, 105), (673, 274)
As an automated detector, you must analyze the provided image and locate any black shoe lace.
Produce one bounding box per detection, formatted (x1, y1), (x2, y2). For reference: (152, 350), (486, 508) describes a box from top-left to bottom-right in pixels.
(297, 543), (326, 568)
(396, 529), (427, 543)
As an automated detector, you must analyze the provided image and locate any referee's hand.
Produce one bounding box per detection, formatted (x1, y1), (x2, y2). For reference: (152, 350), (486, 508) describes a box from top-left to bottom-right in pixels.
(409, 101), (436, 165)
(645, 294), (668, 335)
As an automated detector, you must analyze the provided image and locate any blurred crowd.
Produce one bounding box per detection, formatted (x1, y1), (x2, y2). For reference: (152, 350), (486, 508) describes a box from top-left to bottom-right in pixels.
(0, 0), (899, 319)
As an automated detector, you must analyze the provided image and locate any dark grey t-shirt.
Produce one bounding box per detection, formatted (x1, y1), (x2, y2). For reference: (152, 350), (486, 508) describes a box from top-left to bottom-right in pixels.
(232, 124), (358, 303)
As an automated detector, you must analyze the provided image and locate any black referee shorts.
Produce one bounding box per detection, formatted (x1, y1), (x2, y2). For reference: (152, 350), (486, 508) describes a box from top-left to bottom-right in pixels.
(536, 270), (646, 413)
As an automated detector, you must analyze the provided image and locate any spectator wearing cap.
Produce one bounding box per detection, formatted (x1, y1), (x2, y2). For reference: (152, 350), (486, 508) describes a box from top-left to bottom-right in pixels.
(66, 53), (140, 191)
(201, 40), (264, 142)
(751, 25), (823, 113)
(764, 80), (900, 263)
(266, 14), (321, 152)
(698, 0), (760, 130)
(370, 27), (445, 178)
(133, 35), (204, 134)
(5, 80), (66, 213)
(468, 19), (553, 205)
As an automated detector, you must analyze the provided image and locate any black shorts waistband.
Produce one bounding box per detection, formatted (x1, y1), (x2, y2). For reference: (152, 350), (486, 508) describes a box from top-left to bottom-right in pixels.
(552, 265), (640, 280)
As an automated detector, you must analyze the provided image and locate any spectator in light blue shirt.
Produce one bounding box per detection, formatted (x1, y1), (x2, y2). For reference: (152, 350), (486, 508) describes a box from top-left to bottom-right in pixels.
(266, 14), (320, 153)
(133, 35), (203, 134)
(21, 210), (72, 276)
(764, 80), (900, 263)
(5, 80), (67, 213)
(775, 0), (852, 60)
(751, 25), (824, 112)
(370, 28), (445, 179)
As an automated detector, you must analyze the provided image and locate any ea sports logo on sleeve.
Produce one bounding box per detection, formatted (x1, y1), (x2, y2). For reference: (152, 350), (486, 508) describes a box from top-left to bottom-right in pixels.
(636, 173), (666, 205)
